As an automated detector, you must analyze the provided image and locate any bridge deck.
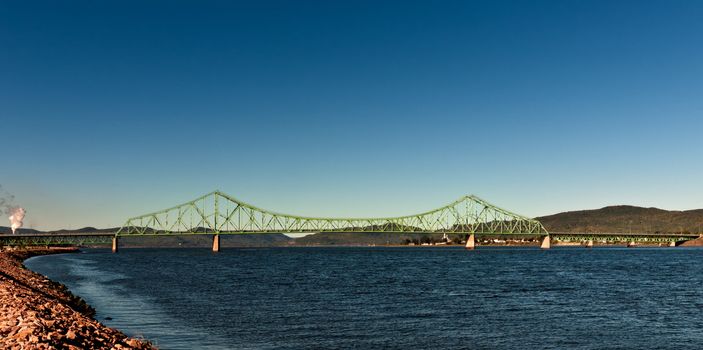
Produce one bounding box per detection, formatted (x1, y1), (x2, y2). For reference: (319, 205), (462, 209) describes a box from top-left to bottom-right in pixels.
(0, 233), (115, 246)
(551, 232), (699, 237)
(551, 232), (699, 243)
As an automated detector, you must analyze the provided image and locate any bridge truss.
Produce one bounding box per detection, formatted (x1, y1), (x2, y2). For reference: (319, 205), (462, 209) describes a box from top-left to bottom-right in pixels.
(551, 232), (700, 244)
(117, 191), (548, 236)
(0, 233), (114, 246)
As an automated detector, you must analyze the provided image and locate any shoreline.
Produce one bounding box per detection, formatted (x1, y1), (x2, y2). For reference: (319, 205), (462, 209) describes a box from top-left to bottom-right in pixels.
(92, 242), (691, 249)
(0, 247), (155, 349)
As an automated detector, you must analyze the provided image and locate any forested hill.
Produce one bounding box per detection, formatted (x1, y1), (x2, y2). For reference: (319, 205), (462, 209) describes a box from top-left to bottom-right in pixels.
(536, 205), (703, 234)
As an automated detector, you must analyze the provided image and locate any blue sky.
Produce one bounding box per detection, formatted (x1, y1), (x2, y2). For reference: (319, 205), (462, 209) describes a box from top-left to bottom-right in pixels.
(1, 0), (702, 230)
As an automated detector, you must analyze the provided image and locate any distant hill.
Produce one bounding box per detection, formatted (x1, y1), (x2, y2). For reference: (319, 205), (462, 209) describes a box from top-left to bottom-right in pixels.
(51, 227), (119, 234)
(0, 226), (118, 235)
(536, 205), (703, 234)
(0, 227), (43, 235)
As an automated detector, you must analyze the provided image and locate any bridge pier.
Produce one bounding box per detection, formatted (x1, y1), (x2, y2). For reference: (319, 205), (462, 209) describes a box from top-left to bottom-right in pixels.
(585, 240), (593, 248)
(669, 241), (677, 247)
(540, 236), (551, 249)
(627, 241), (636, 248)
(212, 234), (220, 252)
(112, 236), (118, 253)
(465, 233), (475, 250)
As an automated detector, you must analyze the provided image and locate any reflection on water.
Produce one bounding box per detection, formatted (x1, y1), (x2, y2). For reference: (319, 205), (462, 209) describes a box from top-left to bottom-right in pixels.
(25, 247), (703, 349)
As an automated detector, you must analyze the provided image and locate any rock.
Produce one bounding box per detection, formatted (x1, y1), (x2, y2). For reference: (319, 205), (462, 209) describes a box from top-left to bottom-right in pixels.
(126, 338), (143, 347)
(15, 327), (33, 340)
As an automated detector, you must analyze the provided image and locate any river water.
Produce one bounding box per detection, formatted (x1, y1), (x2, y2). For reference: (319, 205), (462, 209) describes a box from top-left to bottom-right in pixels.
(24, 247), (703, 349)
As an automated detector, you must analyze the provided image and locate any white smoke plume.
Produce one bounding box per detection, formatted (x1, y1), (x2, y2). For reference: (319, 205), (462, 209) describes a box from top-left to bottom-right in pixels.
(8, 207), (26, 234)
(0, 185), (26, 234)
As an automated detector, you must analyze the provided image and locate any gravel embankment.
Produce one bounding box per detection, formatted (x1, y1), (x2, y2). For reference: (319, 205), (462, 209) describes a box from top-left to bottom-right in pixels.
(0, 247), (155, 349)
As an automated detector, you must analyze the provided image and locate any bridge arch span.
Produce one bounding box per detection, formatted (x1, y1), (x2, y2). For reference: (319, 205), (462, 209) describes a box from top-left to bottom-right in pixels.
(117, 191), (548, 236)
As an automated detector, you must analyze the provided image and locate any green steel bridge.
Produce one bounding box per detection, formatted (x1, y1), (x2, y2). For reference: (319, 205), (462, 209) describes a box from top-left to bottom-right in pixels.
(114, 190), (549, 251)
(1, 231), (693, 248)
(117, 191), (547, 236)
(0, 191), (699, 250)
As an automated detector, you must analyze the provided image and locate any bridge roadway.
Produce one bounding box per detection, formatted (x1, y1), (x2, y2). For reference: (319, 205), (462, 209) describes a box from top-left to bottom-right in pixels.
(0, 231), (699, 252)
(0, 233), (115, 246)
(550, 232), (701, 247)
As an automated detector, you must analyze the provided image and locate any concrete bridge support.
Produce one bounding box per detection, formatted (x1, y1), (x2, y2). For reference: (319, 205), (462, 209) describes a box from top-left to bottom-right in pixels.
(112, 236), (118, 253)
(585, 240), (593, 248)
(669, 241), (677, 247)
(627, 241), (636, 248)
(540, 236), (551, 249)
(465, 233), (475, 250)
(212, 234), (220, 252)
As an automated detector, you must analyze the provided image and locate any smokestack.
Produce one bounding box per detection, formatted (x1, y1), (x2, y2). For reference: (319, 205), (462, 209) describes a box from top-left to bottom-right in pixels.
(8, 207), (26, 234)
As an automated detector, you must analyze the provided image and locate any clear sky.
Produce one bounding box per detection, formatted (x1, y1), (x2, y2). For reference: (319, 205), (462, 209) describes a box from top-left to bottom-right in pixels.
(1, 0), (702, 230)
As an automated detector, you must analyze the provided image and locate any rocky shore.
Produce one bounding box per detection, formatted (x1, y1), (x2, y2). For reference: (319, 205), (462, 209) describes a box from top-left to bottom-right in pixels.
(0, 247), (155, 349)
